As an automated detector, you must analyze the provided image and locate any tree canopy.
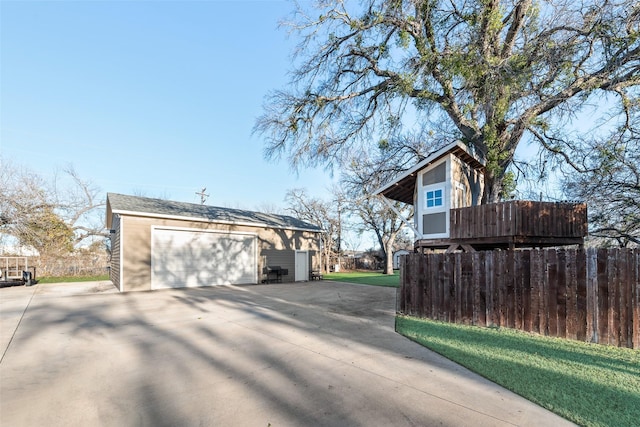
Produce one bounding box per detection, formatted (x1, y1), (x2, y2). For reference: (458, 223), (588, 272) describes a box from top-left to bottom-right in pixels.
(284, 188), (346, 272)
(562, 116), (640, 247)
(341, 154), (413, 273)
(256, 0), (640, 203)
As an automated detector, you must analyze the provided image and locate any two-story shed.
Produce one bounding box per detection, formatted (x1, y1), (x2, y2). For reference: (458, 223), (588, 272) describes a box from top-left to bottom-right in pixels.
(375, 141), (485, 245)
(375, 141), (587, 251)
(106, 193), (322, 292)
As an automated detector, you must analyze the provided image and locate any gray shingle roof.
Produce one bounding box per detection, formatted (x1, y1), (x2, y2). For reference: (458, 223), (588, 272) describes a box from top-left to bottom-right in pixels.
(107, 193), (322, 232)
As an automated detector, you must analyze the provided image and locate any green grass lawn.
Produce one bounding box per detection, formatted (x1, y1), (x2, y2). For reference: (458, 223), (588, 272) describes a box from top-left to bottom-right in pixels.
(324, 270), (399, 287)
(396, 316), (640, 427)
(37, 274), (110, 284)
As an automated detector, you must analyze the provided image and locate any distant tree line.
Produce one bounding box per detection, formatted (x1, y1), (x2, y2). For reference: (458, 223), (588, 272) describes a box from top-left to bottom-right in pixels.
(0, 159), (108, 276)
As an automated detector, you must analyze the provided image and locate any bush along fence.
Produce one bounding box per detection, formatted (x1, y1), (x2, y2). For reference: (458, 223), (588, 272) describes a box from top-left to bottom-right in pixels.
(398, 248), (640, 349)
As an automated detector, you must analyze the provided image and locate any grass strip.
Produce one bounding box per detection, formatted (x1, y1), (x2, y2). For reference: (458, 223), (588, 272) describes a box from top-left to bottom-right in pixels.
(37, 274), (110, 284)
(324, 271), (399, 287)
(396, 316), (640, 427)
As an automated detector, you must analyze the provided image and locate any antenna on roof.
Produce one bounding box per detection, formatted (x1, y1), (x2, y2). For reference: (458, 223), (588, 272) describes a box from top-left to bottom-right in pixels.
(196, 187), (209, 205)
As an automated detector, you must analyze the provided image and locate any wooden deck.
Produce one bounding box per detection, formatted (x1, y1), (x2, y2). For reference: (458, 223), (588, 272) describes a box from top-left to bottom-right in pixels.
(416, 201), (587, 251)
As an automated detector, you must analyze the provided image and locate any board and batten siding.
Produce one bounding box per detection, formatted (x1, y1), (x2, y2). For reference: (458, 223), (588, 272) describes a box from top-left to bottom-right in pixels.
(261, 249), (317, 282)
(418, 158), (449, 238)
(261, 249), (295, 282)
(416, 154), (484, 241)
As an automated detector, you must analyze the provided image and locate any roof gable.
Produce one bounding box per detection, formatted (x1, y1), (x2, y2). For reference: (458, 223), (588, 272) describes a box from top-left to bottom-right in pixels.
(374, 141), (485, 204)
(106, 193), (322, 232)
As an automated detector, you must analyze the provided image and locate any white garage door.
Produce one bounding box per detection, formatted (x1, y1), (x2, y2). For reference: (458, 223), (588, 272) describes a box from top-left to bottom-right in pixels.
(151, 227), (257, 289)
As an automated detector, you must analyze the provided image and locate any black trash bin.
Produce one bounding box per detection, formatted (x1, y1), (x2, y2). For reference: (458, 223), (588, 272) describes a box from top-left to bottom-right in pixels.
(22, 271), (33, 286)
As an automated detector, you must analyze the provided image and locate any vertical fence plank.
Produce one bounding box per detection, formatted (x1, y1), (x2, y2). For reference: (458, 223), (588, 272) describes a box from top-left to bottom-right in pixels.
(418, 255), (431, 318)
(521, 250), (531, 332)
(608, 249), (620, 346)
(449, 254), (457, 323)
(514, 250), (523, 330)
(485, 254), (495, 326)
(530, 249), (543, 334)
(498, 250), (506, 327)
(432, 254), (440, 320)
(619, 249), (629, 348)
(421, 254), (431, 318)
(472, 252), (480, 325)
(597, 248), (609, 345)
(439, 254), (447, 321)
(575, 248), (587, 342)
(495, 250), (505, 327)
(463, 253), (474, 324)
(398, 254), (407, 315)
(557, 250), (567, 338)
(434, 254), (443, 321)
(416, 254), (425, 319)
(403, 254), (411, 316)
(566, 249), (579, 340)
(408, 254), (418, 317)
(586, 248), (598, 343)
(454, 253), (462, 323)
(506, 250), (516, 329)
(495, 250), (502, 326)
(628, 249), (637, 348)
(473, 252), (486, 327)
(547, 249), (559, 336)
(633, 249), (640, 349)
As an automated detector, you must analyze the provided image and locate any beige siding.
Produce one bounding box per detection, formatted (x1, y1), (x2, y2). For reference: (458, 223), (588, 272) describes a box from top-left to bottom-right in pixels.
(260, 249), (295, 282)
(118, 214), (321, 291)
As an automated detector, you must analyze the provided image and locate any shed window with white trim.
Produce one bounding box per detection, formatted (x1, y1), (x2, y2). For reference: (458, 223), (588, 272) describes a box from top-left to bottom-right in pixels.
(425, 188), (444, 208)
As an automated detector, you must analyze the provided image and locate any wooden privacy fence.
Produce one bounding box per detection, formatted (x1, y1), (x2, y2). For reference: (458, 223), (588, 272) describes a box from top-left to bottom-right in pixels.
(398, 248), (640, 349)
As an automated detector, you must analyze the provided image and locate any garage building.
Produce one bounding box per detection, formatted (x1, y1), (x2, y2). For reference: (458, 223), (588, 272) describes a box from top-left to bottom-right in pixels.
(106, 193), (322, 292)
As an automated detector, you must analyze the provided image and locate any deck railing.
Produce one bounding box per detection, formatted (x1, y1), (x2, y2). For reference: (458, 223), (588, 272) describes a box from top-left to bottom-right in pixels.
(450, 200), (587, 241)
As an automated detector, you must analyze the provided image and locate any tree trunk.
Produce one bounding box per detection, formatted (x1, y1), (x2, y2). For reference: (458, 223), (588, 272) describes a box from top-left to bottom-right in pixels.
(481, 170), (504, 204)
(384, 241), (394, 275)
(323, 237), (331, 273)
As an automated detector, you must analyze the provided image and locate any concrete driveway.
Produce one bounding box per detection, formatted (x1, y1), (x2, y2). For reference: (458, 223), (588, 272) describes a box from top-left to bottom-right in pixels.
(0, 280), (573, 427)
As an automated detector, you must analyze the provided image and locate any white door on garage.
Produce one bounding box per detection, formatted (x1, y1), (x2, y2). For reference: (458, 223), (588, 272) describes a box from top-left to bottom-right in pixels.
(151, 227), (257, 289)
(295, 250), (309, 281)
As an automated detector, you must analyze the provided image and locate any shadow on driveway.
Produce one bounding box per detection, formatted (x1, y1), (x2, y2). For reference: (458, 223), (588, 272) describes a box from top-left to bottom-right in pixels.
(0, 281), (573, 426)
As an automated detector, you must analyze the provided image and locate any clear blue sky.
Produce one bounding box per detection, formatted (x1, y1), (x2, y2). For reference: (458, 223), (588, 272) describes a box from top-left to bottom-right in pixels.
(1, 0), (338, 210)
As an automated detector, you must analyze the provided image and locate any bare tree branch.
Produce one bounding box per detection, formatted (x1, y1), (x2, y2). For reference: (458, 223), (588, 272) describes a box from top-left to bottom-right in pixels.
(256, 0), (640, 204)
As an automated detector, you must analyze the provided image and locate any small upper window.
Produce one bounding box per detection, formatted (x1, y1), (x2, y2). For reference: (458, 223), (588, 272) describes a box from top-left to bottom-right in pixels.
(426, 189), (443, 208)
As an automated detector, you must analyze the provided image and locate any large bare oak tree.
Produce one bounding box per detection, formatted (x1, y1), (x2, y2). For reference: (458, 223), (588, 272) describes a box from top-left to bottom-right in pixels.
(255, 0), (640, 203)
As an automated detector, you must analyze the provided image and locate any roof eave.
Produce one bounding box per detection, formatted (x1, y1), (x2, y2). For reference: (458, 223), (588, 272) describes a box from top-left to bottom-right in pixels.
(109, 208), (322, 233)
(373, 141), (485, 204)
